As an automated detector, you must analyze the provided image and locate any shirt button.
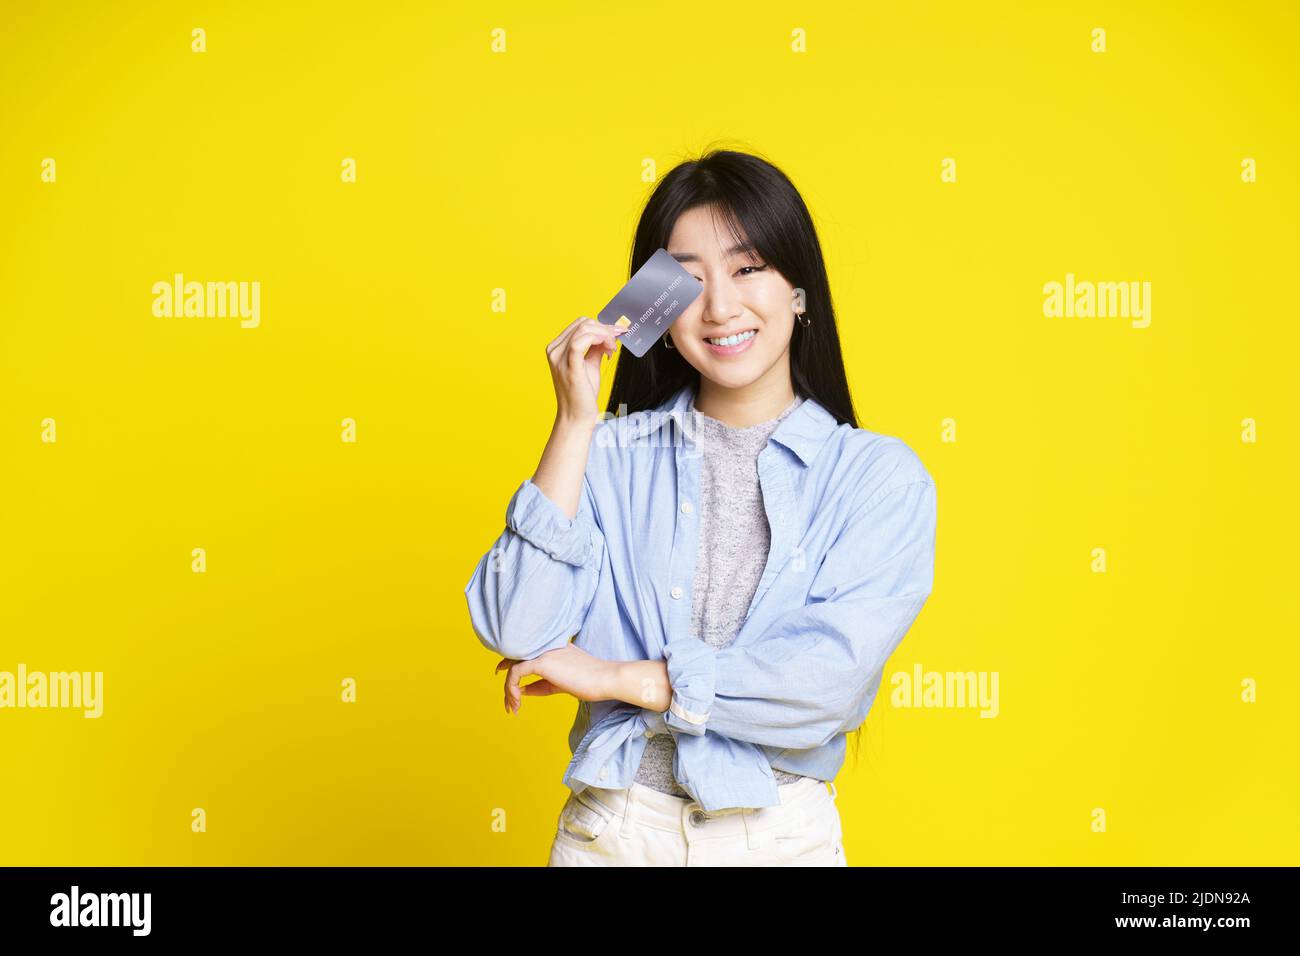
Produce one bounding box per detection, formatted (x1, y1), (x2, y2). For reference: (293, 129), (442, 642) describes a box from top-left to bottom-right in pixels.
(598, 767), (608, 781)
(689, 810), (707, 826)
(644, 730), (655, 738)
(670, 586), (683, 600)
(680, 501), (693, 515)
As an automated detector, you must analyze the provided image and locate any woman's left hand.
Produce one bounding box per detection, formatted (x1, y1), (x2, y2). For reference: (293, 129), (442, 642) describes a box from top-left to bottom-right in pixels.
(496, 645), (622, 715)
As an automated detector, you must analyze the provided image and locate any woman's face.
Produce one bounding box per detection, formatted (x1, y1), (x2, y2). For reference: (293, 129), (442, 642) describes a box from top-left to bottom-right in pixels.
(665, 205), (796, 391)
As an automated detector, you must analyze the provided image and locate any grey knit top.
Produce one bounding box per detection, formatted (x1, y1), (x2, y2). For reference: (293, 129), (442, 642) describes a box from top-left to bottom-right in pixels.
(631, 391), (818, 797)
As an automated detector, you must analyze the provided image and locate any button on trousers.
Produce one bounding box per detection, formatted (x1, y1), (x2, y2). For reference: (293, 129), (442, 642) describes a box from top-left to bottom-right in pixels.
(546, 776), (847, 867)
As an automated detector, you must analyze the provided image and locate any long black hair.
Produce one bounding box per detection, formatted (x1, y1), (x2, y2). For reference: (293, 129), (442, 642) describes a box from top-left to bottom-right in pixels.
(605, 145), (858, 429)
(606, 145), (874, 764)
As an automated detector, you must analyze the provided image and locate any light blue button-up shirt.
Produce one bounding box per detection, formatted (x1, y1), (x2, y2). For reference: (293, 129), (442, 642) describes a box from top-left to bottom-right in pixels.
(464, 381), (937, 811)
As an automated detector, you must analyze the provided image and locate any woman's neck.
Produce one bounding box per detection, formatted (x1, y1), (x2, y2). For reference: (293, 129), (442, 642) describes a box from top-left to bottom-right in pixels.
(693, 377), (797, 429)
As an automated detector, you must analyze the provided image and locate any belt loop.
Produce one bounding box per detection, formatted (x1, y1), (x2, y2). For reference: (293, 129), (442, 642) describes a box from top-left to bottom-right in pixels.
(619, 787), (636, 838)
(741, 807), (762, 850)
(827, 781), (837, 801)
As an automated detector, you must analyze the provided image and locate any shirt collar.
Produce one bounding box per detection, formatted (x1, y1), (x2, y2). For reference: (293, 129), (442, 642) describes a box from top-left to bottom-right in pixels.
(615, 382), (838, 468)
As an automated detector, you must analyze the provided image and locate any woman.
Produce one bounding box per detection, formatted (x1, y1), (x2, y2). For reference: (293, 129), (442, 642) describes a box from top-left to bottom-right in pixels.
(464, 148), (937, 866)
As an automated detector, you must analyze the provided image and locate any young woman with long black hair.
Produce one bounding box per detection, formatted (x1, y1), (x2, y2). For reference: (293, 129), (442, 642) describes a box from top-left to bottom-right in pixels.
(465, 147), (937, 866)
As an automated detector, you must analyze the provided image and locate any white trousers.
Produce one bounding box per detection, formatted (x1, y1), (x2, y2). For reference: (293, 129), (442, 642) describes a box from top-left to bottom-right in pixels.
(546, 776), (847, 867)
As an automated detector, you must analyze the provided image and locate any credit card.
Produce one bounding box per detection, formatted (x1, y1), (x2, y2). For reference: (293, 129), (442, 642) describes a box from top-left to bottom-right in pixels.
(597, 247), (704, 357)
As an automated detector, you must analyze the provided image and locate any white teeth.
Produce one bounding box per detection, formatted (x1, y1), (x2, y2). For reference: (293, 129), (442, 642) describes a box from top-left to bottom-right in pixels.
(706, 330), (756, 347)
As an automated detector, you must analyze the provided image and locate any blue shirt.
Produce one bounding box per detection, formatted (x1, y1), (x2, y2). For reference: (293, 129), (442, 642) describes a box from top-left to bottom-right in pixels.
(463, 381), (937, 811)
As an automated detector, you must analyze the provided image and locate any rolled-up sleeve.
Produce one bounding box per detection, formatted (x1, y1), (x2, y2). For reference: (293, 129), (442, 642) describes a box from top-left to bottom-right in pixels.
(661, 636), (717, 732)
(463, 475), (606, 661)
(661, 477), (936, 749)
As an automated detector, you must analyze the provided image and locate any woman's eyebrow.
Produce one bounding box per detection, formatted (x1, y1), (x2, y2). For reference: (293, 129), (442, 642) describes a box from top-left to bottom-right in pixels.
(669, 241), (756, 264)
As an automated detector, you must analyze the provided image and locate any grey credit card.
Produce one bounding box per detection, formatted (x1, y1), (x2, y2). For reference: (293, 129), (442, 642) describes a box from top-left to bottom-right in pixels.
(597, 248), (704, 357)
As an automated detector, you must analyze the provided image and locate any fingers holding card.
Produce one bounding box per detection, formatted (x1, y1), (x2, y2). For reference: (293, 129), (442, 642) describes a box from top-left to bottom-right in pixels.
(596, 248), (703, 357)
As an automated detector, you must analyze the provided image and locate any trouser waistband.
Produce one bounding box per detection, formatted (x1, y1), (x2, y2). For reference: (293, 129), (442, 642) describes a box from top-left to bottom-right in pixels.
(576, 776), (836, 841)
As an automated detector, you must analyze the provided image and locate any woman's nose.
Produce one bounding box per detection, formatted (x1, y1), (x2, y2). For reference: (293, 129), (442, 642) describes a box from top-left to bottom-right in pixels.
(700, 276), (742, 322)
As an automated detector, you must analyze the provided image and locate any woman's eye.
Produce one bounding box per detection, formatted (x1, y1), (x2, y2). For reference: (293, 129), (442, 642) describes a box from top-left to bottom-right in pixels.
(692, 264), (767, 283)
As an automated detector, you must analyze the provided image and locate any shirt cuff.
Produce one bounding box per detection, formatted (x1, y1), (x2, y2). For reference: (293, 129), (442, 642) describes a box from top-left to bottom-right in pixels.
(505, 479), (601, 569)
(662, 637), (716, 736)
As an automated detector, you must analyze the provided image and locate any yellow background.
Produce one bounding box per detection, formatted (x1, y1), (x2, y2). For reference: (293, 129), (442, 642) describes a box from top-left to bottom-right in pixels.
(1, 1), (1295, 865)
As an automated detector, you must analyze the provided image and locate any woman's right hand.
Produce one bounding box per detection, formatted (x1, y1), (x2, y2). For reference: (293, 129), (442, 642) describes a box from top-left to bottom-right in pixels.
(546, 317), (626, 428)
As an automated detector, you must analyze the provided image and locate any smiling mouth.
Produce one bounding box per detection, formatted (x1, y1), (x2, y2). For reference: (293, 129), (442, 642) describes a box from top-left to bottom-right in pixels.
(703, 329), (757, 347)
